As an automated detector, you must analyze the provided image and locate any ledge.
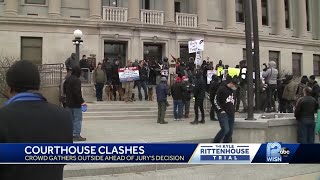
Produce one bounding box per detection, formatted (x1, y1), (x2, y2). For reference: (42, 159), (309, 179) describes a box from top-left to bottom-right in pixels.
(0, 16), (319, 47)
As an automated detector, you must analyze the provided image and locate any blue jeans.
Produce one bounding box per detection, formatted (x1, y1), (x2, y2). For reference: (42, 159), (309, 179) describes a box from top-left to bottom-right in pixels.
(70, 108), (83, 137)
(173, 100), (183, 119)
(213, 113), (235, 143)
(137, 80), (148, 100)
(297, 120), (315, 144)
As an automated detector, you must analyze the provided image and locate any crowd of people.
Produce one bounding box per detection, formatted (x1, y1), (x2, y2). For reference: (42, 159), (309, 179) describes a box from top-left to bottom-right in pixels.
(64, 52), (320, 144)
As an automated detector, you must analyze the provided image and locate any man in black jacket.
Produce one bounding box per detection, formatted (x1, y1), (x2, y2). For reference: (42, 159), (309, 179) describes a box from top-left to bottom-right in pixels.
(209, 75), (220, 121)
(80, 55), (90, 80)
(137, 60), (149, 101)
(111, 60), (121, 101)
(191, 71), (206, 125)
(213, 77), (238, 143)
(308, 75), (320, 103)
(295, 87), (318, 144)
(64, 66), (87, 141)
(0, 60), (73, 180)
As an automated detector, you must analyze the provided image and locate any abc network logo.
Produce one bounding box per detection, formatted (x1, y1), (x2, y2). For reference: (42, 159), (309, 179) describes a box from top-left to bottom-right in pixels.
(266, 142), (290, 162)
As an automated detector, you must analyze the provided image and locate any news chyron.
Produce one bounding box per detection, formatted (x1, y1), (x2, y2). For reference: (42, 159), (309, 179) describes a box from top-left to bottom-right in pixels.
(266, 142), (290, 163)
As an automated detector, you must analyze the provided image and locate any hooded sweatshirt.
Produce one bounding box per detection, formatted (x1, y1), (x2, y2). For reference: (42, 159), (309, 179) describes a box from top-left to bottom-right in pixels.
(214, 84), (235, 115)
(262, 61), (278, 85)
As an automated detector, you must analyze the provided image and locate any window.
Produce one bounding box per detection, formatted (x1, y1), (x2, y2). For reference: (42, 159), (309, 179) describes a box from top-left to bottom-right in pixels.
(292, 53), (302, 77)
(145, 0), (150, 10)
(175, 1), (181, 13)
(25, 0), (46, 5)
(21, 37), (42, 64)
(0, 0), (4, 2)
(285, 0), (291, 28)
(261, 0), (269, 26)
(313, 55), (320, 76)
(236, 0), (244, 23)
(306, 0), (311, 31)
(269, 51), (280, 70)
(103, 0), (118, 7)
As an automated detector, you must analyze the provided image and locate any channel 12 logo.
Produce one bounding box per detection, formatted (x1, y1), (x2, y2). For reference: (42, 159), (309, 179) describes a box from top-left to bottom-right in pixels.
(266, 142), (290, 162)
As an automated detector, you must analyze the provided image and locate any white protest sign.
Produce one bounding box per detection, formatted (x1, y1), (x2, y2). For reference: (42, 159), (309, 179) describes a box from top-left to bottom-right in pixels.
(188, 39), (204, 53)
(207, 70), (217, 84)
(194, 52), (202, 66)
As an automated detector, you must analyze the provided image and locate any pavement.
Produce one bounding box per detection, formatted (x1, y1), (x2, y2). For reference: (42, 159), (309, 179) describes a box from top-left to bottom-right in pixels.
(64, 164), (320, 180)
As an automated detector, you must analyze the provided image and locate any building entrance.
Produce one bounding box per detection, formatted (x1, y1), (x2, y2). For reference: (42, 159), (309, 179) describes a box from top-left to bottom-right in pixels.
(104, 41), (127, 67)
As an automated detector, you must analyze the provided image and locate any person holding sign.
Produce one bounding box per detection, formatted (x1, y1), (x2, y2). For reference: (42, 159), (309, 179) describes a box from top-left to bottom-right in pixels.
(123, 61), (135, 102)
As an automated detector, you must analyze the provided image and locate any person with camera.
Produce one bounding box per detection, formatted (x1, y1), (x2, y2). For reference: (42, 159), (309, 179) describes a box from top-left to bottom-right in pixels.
(262, 61), (278, 113)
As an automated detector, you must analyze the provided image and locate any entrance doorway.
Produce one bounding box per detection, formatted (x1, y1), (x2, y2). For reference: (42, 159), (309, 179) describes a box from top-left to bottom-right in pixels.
(180, 45), (195, 64)
(143, 43), (163, 63)
(104, 41), (127, 67)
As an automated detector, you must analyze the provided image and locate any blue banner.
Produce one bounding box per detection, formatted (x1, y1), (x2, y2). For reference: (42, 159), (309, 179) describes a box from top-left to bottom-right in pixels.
(0, 143), (319, 164)
(0, 144), (197, 163)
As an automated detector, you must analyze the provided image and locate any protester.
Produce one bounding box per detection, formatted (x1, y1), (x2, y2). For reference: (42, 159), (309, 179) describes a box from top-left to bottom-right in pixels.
(182, 76), (192, 119)
(213, 76), (238, 143)
(80, 55), (90, 80)
(295, 87), (318, 144)
(65, 53), (78, 75)
(296, 76), (309, 99)
(0, 60), (73, 180)
(262, 61), (278, 112)
(103, 58), (113, 83)
(209, 75), (220, 121)
(171, 77), (184, 121)
(137, 60), (149, 101)
(187, 57), (195, 73)
(156, 77), (169, 124)
(239, 60), (248, 113)
(123, 61), (134, 102)
(177, 61), (186, 78)
(282, 75), (298, 113)
(191, 70), (206, 125)
(308, 75), (320, 102)
(111, 59), (121, 101)
(93, 63), (106, 101)
(64, 66), (86, 141)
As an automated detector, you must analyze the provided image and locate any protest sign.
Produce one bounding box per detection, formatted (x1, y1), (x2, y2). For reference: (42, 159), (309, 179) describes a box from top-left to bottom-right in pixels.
(207, 70), (217, 84)
(188, 39), (204, 53)
(118, 67), (140, 82)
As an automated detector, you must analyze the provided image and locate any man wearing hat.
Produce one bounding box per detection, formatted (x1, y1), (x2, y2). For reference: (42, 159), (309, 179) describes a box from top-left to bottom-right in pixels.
(171, 76), (184, 121)
(213, 76), (238, 143)
(0, 60), (73, 180)
(156, 77), (169, 124)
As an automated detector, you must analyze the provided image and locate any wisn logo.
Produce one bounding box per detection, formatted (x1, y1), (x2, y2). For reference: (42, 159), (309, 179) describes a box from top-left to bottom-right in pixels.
(266, 142), (290, 162)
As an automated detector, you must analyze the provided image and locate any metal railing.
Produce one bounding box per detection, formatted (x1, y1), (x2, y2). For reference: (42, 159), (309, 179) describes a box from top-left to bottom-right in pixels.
(103, 6), (128, 22)
(38, 63), (64, 87)
(80, 68), (92, 84)
(141, 9), (164, 25)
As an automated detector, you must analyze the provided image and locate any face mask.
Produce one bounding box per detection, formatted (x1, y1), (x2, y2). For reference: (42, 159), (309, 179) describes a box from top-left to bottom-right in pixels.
(231, 87), (237, 91)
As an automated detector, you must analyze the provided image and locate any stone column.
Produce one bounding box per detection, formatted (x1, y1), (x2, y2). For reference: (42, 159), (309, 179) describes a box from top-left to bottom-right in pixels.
(296, 0), (307, 37)
(256, 0), (262, 29)
(274, 0), (286, 35)
(197, 0), (208, 29)
(128, 0), (140, 23)
(89, 0), (102, 19)
(224, 0), (236, 29)
(49, 0), (61, 17)
(164, 0), (175, 26)
(5, 0), (18, 15)
(311, 0), (319, 39)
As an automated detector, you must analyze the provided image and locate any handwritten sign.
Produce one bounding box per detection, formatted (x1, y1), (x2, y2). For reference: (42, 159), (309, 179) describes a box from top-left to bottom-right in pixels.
(188, 39), (204, 53)
(118, 67), (140, 82)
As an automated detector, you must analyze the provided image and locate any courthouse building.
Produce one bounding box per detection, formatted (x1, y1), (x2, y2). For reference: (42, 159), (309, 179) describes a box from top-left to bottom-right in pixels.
(0, 0), (320, 76)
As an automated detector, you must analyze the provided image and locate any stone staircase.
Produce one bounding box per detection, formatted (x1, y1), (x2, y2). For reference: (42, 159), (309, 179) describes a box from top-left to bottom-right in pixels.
(83, 99), (210, 121)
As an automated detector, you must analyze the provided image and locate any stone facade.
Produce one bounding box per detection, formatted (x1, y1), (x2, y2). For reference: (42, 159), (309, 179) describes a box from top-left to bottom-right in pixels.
(0, 0), (319, 76)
